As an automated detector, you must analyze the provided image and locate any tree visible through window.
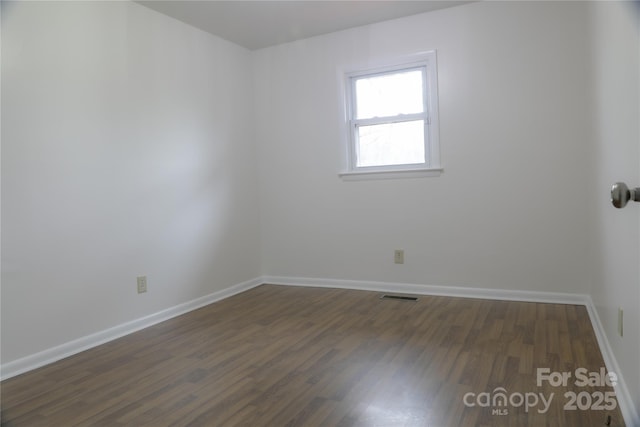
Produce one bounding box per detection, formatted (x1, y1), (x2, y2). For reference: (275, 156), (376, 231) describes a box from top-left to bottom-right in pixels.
(344, 52), (440, 175)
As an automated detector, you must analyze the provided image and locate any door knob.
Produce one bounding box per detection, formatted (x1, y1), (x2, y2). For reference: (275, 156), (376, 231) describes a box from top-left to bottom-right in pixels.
(611, 182), (640, 208)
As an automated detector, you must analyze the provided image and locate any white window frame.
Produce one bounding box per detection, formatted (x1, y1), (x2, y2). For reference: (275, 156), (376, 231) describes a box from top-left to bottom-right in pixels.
(340, 51), (442, 180)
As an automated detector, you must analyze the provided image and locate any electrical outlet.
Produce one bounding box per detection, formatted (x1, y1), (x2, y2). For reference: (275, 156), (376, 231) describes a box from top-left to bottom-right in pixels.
(618, 308), (623, 337)
(137, 276), (147, 294)
(394, 249), (404, 264)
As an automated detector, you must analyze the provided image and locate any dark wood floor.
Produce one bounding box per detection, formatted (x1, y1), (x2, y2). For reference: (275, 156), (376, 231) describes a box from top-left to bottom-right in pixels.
(1, 285), (624, 426)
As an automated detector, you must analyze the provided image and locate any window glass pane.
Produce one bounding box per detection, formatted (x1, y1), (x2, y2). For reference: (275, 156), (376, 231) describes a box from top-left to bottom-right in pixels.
(356, 120), (425, 167)
(355, 69), (424, 119)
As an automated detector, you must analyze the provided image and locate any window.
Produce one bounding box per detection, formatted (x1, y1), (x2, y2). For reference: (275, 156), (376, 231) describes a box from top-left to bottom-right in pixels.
(342, 52), (441, 178)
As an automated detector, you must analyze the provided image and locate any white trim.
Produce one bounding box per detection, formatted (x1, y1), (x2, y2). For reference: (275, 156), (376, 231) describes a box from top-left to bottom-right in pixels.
(0, 277), (264, 381)
(342, 50), (441, 175)
(262, 275), (589, 305)
(584, 296), (639, 426)
(339, 167), (443, 181)
(353, 113), (427, 127)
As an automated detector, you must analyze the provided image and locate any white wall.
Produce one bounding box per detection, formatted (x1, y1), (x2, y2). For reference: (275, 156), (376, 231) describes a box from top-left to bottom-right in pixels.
(2, 2), (638, 419)
(1, 1), (261, 363)
(254, 1), (594, 293)
(589, 1), (640, 419)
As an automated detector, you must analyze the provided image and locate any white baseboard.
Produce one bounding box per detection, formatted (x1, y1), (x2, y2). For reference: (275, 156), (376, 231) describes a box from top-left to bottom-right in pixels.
(584, 296), (639, 427)
(262, 275), (591, 305)
(0, 277), (264, 381)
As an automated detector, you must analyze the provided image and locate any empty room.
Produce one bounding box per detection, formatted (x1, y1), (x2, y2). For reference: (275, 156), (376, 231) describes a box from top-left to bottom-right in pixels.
(1, 0), (639, 426)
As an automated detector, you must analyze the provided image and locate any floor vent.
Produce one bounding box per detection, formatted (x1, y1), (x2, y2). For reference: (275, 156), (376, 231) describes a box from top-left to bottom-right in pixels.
(380, 295), (418, 302)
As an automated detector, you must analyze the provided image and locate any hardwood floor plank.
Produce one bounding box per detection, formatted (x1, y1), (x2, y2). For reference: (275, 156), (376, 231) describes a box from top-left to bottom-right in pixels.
(1, 285), (626, 426)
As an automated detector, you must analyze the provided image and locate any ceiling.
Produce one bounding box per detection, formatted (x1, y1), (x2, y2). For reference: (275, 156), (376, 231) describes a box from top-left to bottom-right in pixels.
(137, 1), (473, 50)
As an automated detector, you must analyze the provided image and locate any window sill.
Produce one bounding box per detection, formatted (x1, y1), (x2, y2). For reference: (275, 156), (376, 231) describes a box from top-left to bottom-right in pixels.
(339, 167), (443, 181)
